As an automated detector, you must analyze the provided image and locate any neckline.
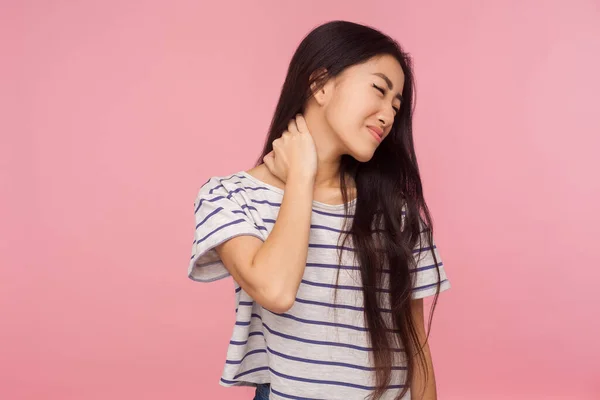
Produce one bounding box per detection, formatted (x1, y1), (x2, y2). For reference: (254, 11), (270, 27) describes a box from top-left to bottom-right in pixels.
(238, 171), (357, 211)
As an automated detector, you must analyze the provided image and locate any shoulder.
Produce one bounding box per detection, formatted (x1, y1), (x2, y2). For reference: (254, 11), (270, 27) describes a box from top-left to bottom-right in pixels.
(195, 168), (277, 211)
(197, 171), (247, 197)
(245, 164), (285, 190)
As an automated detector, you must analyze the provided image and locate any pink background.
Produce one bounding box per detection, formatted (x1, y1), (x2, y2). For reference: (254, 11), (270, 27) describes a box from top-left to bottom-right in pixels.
(2, 1), (599, 399)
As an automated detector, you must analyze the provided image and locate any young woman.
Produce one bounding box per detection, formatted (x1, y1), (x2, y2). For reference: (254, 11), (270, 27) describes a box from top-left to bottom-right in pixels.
(189, 20), (451, 400)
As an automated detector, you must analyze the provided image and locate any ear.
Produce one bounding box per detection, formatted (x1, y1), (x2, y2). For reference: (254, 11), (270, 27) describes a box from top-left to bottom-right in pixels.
(309, 68), (330, 106)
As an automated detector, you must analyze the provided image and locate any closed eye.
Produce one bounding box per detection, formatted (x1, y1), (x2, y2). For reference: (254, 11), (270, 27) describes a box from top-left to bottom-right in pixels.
(373, 84), (400, 115)
(372, 83), (385, 95)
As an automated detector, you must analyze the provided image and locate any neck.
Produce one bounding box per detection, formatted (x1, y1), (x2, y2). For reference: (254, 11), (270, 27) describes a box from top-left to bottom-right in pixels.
(303, 108), (347, 189)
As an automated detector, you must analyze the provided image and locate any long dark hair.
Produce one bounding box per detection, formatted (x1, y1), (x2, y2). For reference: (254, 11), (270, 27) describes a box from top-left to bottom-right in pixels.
(255, 20), (442, 400)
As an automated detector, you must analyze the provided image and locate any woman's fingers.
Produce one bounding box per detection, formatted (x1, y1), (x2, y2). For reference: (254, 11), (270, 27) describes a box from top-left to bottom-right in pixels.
(294, 114), (308, 134)
(263, 151), (275, 171)
(288, 118), (299, 134)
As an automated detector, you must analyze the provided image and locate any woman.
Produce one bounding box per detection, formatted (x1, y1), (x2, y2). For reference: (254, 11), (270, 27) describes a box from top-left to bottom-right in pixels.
(189, 20), (451, 400)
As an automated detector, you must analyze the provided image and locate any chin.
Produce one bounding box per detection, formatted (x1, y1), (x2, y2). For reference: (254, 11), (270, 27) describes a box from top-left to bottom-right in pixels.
(349, 148), (376, 163)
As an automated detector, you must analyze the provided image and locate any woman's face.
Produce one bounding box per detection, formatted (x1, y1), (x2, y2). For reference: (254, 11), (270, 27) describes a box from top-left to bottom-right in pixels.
(322, 54), (405, 162)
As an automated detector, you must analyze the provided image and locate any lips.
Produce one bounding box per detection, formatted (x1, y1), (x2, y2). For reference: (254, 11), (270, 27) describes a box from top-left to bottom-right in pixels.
(367, 126), (383, 142)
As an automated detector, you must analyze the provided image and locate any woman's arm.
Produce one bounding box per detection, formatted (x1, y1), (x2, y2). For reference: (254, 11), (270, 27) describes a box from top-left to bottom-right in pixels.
(216, 115), (317, 314)
(410, 298), (438, 400)
(215, 173), (314, 314)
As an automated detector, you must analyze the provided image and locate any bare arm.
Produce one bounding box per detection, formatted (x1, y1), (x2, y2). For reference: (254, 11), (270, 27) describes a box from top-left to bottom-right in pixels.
(410, 298), (438, 400)
(215, 114), (317, 314)
(215, 174), (314, 313)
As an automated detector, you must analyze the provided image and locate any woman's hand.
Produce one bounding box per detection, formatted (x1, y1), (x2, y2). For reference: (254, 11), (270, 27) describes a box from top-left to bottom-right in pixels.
(263, 114), (317, 184)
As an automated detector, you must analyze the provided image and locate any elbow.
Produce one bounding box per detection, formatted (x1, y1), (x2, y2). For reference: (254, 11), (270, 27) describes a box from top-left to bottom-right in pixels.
(261, 287), (296, 314)
(267, 295), (295, 314)
(247, 259), (297, 313)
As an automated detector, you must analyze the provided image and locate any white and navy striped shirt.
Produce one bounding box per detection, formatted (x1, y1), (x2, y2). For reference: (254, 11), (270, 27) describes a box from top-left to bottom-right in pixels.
(189, 171), (450, 399)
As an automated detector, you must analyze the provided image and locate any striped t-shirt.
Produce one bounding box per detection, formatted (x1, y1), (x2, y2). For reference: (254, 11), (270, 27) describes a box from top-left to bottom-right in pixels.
(188, 171), (450, 400)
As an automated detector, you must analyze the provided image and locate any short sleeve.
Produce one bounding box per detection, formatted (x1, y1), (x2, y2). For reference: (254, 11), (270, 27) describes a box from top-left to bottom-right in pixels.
(410, 227), (451, 299)
(188, 177), (265, 283)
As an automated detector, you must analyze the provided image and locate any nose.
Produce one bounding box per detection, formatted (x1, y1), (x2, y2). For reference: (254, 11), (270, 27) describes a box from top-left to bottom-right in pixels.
(378, 114), (391, 130)
(377, 108), (394, 130)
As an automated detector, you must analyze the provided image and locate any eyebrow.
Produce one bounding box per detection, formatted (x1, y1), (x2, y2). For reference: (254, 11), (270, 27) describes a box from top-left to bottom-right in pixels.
(372, 73), (403, 102)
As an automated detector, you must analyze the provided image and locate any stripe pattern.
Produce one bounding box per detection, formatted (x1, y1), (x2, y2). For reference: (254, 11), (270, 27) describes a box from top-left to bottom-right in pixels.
(189, 171), (450, 399)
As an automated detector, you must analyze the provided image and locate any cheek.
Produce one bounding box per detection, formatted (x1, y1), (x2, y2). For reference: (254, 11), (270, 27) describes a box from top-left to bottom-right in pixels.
(324, 96), (351, 135)
(327, 90), (372, 135)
